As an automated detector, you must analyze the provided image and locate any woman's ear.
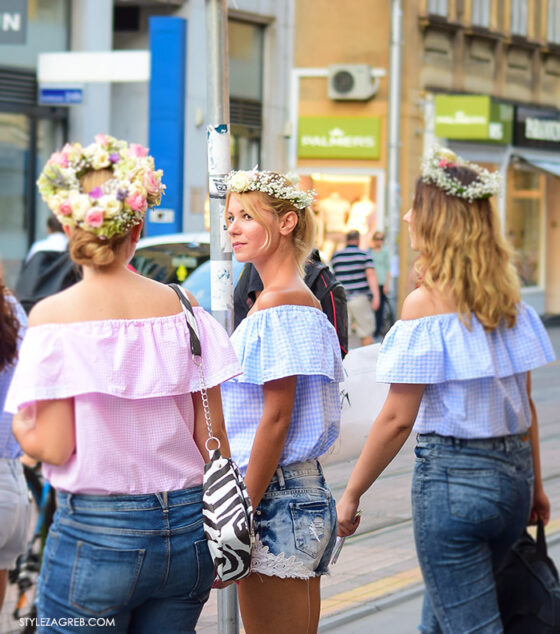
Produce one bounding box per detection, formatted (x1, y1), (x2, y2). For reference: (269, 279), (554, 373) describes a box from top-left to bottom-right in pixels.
(63, 225), (71, 238)
(131, 221), (143, 244)
(278, 211), (298, 236)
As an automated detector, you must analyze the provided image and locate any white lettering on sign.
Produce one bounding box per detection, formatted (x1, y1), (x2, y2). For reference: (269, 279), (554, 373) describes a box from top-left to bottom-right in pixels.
(301, 127), (375, 149)
(435, 111), (487, 126)
(525, 117), (560, 142)
(2, 13), (21, 32)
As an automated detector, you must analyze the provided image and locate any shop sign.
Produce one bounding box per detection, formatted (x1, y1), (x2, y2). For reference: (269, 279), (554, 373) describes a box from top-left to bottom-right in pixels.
(39, 86), (84, 106)
(298, 117), (381, 159)
(0, 0), (27, 45)
(434, 95), (513, 144)
(515, 106), (560, 150)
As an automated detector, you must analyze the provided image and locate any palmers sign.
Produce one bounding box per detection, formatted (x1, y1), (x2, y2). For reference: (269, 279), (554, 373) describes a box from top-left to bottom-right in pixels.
(297, 117), (381, 160)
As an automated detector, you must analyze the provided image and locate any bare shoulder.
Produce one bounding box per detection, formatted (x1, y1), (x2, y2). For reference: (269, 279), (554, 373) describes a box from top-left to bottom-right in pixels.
(27, 285), (81, 326)
(401, 286), (456, 320)
(256, 286), (319, 311)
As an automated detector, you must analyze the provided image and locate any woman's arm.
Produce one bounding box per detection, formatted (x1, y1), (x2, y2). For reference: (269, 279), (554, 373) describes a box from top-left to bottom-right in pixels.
(192, 386), (231, 461)
(337, 382), (425, 537)
(12, 398), (75, 466)
(242, 376), (297, 509)
(526, 372), (550, 525)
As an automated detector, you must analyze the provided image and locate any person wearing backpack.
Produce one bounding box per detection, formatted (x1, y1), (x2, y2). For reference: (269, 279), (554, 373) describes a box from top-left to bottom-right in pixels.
(234, 249), (348, 358)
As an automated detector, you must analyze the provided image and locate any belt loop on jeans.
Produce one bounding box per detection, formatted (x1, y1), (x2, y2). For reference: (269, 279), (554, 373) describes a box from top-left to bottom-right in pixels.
(67, 493), (75, 515)
(276, 466), (286, 490)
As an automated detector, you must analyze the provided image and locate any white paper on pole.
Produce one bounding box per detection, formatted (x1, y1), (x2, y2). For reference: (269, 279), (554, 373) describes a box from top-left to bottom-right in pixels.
(210, 260), (234, 311)
(207, 124), (230, 176)
(218, 202), (232, 253)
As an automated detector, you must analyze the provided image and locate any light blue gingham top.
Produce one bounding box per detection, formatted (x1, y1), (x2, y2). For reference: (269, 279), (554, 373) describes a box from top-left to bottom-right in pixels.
(221, 305), (344, 474)
(1, 295), (26, 459)
(377, 302), (555, 439)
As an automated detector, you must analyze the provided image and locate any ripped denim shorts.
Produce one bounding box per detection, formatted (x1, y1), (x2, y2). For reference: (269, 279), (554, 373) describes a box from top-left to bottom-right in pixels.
(251, 460), (337, 579)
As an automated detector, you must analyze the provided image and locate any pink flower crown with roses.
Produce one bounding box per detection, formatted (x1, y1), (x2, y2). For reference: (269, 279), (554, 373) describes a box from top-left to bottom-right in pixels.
(421, 146), (501, 202)
(37, 134), (165, 238)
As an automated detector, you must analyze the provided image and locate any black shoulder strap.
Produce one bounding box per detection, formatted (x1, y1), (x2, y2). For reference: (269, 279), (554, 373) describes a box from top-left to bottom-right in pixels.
(169, 283), (201, 357)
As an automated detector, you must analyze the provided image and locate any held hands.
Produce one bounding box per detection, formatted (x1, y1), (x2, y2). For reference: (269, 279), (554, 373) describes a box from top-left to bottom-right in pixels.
(336, 494), (362, 538)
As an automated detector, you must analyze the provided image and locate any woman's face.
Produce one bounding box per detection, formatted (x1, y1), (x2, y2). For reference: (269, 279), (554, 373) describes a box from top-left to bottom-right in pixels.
(226, 193), (274, 263)
(403, 207), (417, 251)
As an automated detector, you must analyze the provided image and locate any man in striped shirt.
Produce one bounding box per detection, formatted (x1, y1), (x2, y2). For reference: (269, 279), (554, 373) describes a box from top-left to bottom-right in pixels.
(331, 230), (380, 346)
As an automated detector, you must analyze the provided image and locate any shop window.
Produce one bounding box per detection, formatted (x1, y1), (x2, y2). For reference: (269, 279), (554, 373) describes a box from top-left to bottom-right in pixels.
(548, 0), (560, 44)
(511, 0), (528, 36)
(506, 165), (544, 287)
(472, 0), (491, 27)
(427, 0), (448, 17)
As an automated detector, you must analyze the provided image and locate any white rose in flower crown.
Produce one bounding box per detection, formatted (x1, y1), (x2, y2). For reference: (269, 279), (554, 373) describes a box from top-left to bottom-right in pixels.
(69, 192), (91, 221)
(48, 193), (66, 212)
(98, 195), (121, 218)
(91, 150), (111, 170)
(228, 171), (254, 191)
(128, 183), (147, 198)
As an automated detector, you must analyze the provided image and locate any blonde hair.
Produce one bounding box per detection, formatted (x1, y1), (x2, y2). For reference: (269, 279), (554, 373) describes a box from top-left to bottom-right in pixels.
(226, 176), (316, 274)
(413, 166), (520, 331)
(69, 168), (129, 268)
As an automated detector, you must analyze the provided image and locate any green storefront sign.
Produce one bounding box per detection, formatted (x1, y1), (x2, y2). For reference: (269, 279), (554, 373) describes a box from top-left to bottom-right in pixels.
(298, 116), (381, 159)
(434, 95), (513, 144)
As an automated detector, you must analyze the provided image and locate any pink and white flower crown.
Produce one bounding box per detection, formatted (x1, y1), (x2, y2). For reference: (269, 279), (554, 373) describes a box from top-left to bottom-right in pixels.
(421, 146), (501, 202)
(225, 169), (315, 210)
(37, 134), (165, 238)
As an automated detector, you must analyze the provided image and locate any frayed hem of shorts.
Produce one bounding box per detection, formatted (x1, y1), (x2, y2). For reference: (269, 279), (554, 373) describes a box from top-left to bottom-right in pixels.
(250, 537), (328, 580)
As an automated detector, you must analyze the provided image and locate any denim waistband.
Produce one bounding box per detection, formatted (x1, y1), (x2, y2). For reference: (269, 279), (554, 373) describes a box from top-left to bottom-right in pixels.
(267, 460), (324, 490)
(417, 432), (531, 452)
(57, 485), (203, 514)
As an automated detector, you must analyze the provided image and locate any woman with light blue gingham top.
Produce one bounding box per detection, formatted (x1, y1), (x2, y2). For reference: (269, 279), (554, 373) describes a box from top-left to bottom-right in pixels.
(337, 146), (556, 634)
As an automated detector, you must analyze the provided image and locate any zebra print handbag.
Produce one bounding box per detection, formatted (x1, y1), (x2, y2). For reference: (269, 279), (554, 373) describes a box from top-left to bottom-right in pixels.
(170, 284), (254, 582)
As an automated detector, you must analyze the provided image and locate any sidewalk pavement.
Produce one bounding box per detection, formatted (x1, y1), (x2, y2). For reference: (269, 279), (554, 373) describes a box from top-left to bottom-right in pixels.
(197, 324), (560, 632)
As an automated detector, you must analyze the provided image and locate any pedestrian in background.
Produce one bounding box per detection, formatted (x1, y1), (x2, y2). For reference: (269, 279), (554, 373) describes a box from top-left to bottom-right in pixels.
(331, 229), (380, 346)
(9, 135), (241, 633)
(337, 147), (555, 634)
(24, 214), (68, 263)
(222, 170), (343, 634)
(0, 279), (30, 612)
(369, 230), (391, 339)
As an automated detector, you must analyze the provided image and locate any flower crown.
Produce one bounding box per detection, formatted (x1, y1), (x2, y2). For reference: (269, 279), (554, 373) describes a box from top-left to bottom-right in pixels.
(420, 146), (501, 202)
(225, 169), (315, 210)
(37, 134), (165, 239)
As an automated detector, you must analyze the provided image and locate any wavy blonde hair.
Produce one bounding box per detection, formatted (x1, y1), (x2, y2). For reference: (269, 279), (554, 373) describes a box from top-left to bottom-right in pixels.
(226, 178), (316, 275)
(413, 165), (520, 331)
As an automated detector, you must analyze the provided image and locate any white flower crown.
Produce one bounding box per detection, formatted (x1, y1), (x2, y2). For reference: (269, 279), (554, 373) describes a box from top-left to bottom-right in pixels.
(421, 146), (501, 202)
(37, 134), (165, 239)
(225, 169), (315, 209)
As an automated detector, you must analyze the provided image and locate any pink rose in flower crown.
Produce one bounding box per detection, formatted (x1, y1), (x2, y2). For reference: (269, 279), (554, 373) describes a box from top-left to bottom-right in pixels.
(126, 193), (148, 212)
(143, 171), (160, 195)
(85, 208), (104, 228)
(58, 199), (72, 216)
(94, 134), (109, 147)
(48, 152), (69, 167)
(128, 143), (148, 158)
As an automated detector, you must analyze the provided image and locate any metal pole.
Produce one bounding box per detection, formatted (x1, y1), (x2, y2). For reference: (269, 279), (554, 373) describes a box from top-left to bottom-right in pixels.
(385, 0), (402, 301)
(205, 1), (238, 632)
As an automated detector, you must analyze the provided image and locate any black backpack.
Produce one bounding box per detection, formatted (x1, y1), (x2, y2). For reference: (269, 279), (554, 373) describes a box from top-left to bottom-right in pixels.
(15, 250), (81, 314)
(233, 250), (348, 358)
(496, 519), (560, 633)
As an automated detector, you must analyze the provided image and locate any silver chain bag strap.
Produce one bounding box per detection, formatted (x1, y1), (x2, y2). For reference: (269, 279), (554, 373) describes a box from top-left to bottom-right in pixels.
(170, 284), (254, 582)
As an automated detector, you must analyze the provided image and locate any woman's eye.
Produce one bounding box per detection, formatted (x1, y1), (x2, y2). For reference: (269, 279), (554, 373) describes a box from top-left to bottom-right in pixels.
(243, 213), (252, 220)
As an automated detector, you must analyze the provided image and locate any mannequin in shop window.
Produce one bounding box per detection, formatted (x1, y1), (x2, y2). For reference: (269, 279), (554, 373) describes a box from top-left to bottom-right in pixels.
(317, 192), (350, 261)
(347, 195), (376, 249)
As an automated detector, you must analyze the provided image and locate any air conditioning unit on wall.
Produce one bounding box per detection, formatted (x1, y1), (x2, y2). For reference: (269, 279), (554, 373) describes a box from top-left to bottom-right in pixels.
(328, 65), (378, 101)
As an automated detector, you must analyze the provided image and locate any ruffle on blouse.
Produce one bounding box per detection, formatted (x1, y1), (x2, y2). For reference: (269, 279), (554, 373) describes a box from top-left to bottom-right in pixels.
(377, 302), (555, 384)
(230, 305), (344, 385)
(5, 308), (241, 411)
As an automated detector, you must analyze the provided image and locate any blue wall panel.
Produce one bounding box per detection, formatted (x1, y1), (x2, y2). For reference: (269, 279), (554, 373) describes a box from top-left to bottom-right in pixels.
(146, 17), (186, 236)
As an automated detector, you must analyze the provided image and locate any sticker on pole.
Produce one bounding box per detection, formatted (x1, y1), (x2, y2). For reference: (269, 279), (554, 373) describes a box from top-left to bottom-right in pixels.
(207, 124), (230, 176)
(210, 260), (234, 311)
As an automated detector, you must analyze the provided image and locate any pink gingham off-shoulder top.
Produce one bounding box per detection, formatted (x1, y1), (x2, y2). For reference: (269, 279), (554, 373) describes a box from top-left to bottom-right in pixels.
(5, 309), (241, 495)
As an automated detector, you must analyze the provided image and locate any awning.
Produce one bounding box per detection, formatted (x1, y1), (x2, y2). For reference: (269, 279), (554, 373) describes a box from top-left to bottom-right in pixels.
(512, 154), (560, 177)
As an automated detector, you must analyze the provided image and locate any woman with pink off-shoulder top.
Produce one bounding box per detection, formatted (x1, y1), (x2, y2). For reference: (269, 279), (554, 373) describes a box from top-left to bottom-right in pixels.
(9, 136), (241, 633)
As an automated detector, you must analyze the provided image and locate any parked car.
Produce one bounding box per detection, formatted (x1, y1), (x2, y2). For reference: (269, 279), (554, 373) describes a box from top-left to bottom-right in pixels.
(132, 232), (211, 283)
(182, 257), (245, 311)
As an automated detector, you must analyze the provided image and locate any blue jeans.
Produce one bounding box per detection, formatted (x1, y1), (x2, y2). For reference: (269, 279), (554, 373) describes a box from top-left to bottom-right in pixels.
(38, 487), (214, 633)
(412, 433), (534, 634)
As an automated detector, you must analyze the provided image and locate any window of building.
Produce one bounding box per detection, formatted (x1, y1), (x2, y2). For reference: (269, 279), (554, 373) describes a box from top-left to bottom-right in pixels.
(511, 0), (528, 36)
(548, 0), (560, 43)
(472, 0), (491, 27)
(427, 0), (448, 17)
(506, 164), (544, 287)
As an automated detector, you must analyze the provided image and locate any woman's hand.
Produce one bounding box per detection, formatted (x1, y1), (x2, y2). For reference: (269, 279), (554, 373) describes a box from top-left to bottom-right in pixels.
(529, 486), (550, 526)
(212, 578), (235, 590)
(337, 494), (361, 537)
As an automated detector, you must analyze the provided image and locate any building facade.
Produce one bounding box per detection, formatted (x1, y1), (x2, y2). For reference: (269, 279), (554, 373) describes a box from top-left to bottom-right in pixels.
(293, 0), (560, 314)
